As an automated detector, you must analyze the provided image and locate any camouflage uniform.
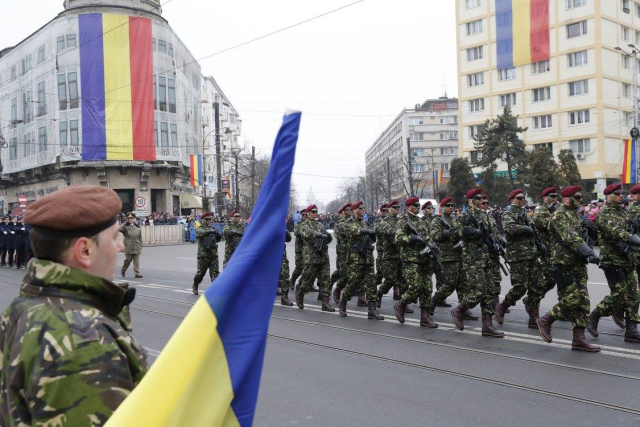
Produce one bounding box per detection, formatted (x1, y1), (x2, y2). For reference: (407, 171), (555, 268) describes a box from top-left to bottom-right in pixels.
(341, 218), (378, 303)
(223, 221), (245, 266)
(330, 216), (349, 291)
(487, 215), (503, 300)
(290, 220), (307, 287)
(376, 214), (403, 297)
(193, 223), (222, 287)
(279, 232), (292, 295)
(530, 202), (558, 310)
(119, 222), (143, 276)
(431, 213), (467, 305)
(298, 219), (331, 298)
(396, 213), (434, 309)
(373, 216), (385, 286)
(0, 259), (148, 426)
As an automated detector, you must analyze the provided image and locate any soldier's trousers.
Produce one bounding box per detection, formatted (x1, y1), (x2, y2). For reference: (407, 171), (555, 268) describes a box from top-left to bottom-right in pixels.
(290, 255), (304, 284)
(400, 262), (433, 309)
(596, 265), (640, 323)
(300, 262), (331, 298)
(121, 254), (141, 276)
(432, 260), (468, 304)
(547, 265), (590, 329)
(526, 260), (555, 310)
(504, 258), (543, 307)
(331, 250), (347, 289)
(490, 262), (502, 299)
(375, 255), (384, 285)
(342, 263), (378, 302)
(278, 254), (290, 294)
(461, 261), (495, 316)
(193, 256), (220, 286)
(378, 258), (404, 295)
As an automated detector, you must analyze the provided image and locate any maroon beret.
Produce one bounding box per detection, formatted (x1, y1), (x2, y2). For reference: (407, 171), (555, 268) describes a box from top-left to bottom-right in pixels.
(230, 210), (240, 217)
(603, 183), (622, 195)
(380, 203), (389, 210)
(338, 203), (351, 214)
(465, 188), (482, 199)
(422, 201), (433, 209)
(301, 209), (308, 215)
(405, 196), (420, 206)
(541, 187), (557, 197)
(631, 184), (640, 195)
(351, 201), (363, 210)
(389, 200), (400, 208)
(305, 204), (317, 213)
(560, 185), (582, 197)
(508, 188), (525, 200)
(25, 185), (121, 237)
(440, 197), (453, 206)
(481, 194), (489, 200)
(201, 212), (213, 219)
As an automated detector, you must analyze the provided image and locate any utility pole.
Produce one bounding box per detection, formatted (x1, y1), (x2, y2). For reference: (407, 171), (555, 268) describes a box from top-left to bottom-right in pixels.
(234, 150), (240, 211)
(633, 48), (639, 181)
(202, 122), (208, 211)
(406, 136), (414, 196)
(386, 157), (391, 201)
(430, 148), (436, 198)
(250, 145), (256, 210)
(214, 102), (223, 218)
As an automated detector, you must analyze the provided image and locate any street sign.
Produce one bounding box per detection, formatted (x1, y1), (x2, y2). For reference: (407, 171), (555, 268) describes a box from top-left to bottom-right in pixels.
(18, 195), (27, 204)
(135, 196), (147, 208)
(631, 127), (640, 139)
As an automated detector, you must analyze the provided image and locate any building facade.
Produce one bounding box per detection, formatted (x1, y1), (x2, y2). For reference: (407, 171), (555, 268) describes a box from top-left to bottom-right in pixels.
(456, 0), (639, 195)
(365, 97), (459, 203)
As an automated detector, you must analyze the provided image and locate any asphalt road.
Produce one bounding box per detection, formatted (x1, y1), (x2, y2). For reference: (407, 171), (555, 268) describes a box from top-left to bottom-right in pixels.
(0, 241), (639, 426)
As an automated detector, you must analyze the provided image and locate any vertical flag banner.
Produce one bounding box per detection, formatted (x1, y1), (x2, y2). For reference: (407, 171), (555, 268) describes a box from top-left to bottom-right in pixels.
(496, 0), (549, 69)
(190, 154), (202, 187)
(79, 13), (156, 161)
(106, 111), (301, 427)
(622, 139), (637, 184)
(433, 169), (439, 193)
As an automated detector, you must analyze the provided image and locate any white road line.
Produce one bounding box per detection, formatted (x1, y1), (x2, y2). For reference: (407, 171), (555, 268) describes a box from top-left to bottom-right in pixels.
(143, 346), (161, 357)
(176, 257), (196, 260)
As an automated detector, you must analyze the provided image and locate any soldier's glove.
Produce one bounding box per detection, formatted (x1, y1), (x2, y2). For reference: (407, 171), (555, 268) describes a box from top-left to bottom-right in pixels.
(627, 234), (640, 247)
(520, 226), (534, 237)
(360, 229), (376, 236)
(462, 226), (481, 238)
(285, 232), (292, 243)
(410, 235), (426, 247)
(577, 242), (599, 264)
(325, 233), (333, 243)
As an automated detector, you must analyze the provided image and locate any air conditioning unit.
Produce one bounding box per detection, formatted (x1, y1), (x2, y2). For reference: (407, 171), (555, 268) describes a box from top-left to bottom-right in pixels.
(624, 7), (631, 13)
(576, 153), (586, 160)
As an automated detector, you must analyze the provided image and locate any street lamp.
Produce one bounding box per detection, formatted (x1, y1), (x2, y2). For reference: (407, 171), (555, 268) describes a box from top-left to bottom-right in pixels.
(616, 45), (640, 182)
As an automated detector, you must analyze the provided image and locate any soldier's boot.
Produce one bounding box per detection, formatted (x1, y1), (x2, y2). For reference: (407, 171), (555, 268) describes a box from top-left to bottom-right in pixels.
(357, 291), (368, 307)
(404, 304), (414, 314)
(192, 282), (199, 295)
(463, 309), (478, 321)
(332, 287), (341, 305)
(587, 309), (601, 338)
(536, 313), (556, 343)
(376, 290), (383, 309)
(436, 300), (452, 308)
(429, 296), (437, 316)
(338, 297), (348, 317)
(322, 297), (336, 313)
(523, 297), (537, 328)
(368, 302), (384, 320)
(121, 269), (126, 278)
(481, 315), (504, 338)
(495, 300), (510, 325)
(317, 291), (323, 301)
(135, 274), (143, 278)
(296, 290), (305, 310)
(420, 307), (438, 328)
(392, 286), (401, 300)
(624, 321), (640, 343)
(450, 304), (466, 331)
(612, 311), (626, 329)
(394, 301), (407, 324)
(280, 291), (294, 307)
(571, 327), (601, 352)
(289, 276), (296, 291)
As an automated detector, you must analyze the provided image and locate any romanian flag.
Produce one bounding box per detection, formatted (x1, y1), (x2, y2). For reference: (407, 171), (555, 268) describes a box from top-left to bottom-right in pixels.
(190, 154), (203, 187)
(79, 14), (156, 161)
(496, 0), (550, 69)
(622, 139), (637, 184)
(106, 111), (301, 427)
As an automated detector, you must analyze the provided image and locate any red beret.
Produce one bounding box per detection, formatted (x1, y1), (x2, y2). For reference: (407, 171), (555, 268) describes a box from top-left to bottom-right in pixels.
(230, 210), (240, 217)
(631, 184), (640, 195)
(465, 188), (482, 199)
(338, 203), (351, 213)
(560, 185), (582, 197)
(405, 196), (420, 206)
(603, 183), (622, 195)
(351, 201), (363, 210)
(508, 188), (525, 200)
(422, 201), (433, 209)
(541, 187), (557, 197)
(201, 212), (213, 219)
(481, 195), (488, 200)
(389, 200), (400, 208)
(305, 204), (317, 213)
(301, 209), (308, 215)
(380, 203), (389, 210)
(440, 197), (453, 206)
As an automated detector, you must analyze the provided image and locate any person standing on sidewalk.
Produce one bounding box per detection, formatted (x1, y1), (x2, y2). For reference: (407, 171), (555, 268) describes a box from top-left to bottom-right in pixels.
(120, 212), (143, 278)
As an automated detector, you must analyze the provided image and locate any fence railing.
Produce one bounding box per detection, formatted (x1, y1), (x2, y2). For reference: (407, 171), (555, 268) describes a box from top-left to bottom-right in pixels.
(140, 225), (184, 246)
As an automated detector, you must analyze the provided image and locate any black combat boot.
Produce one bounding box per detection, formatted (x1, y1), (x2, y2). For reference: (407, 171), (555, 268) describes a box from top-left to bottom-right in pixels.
(571, 327), (601, 352)
(463, 309), (478, 321)
(322, 297), (335, 312)
(338, 297), (348, 317)
(420, 307), (438, 328)
(451, 304), (466, 331)
(523, 297), (537, 328)
(368, 302), (384, 320)
(357, 291), (368, 307)
(537, 313), (556, 343)
(394, 301), (407, 324)
(192, 282), (199, 295)
(317, 291), (323, 301)
(280, 291), (293, 306)
(436, 300), (452, 308)
(296, 289), (305, 309)
(624, 321), (640, 343)
(376, 290), (384, 309)
(482, 315), (504, 338)
(392, 286), (401, 300)
(612, 311), (626, 329)
(495, 300), (509, 325)
(587, 309), (601, 338)
(332, 287), (341, 305)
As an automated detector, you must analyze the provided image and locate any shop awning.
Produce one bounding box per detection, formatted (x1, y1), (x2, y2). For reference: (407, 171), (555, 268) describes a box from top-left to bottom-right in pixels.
(181, 194), (203, 210)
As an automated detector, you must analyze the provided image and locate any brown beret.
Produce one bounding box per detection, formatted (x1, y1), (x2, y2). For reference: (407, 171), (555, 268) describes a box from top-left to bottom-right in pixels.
(541, 187), (557, 197)
(25, 185), (121, 237)
(603, 183), (622, 195)
(440, 197), (453, 206)
(631, 184), (640, 195)
(508, 188), (525, 200)
(405, 196), (420, 206)
(466, 188), (482, 199)
(560, 185), (582, 197)
(201, 212), (213, 219)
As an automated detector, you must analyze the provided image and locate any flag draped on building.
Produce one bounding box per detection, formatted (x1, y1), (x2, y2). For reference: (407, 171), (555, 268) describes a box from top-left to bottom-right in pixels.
(622, 139), (637, 184)
(496, 0), (550, 69)
(190, 154), (203, 187)
(105, 111), (301, 427)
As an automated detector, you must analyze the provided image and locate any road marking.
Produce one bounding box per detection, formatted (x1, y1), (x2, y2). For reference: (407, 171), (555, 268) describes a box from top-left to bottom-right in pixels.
(176, 257), (196, 260)
(143, 346), (161, 357)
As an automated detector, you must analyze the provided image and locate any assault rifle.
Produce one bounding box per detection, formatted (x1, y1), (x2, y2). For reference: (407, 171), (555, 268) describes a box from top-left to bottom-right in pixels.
(466, 211), (510, 276)
(312, 230), (332, 253)
(406, 216), (443, 271)
(353, 226), (375, 255)
(202, 228), (221, 251)
(439, 216), (462, 253)
(518, 208), (548, 257)
(618, 219), (640, 257)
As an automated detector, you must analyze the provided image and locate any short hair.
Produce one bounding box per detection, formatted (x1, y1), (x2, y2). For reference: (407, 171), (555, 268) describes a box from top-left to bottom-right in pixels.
(30, 227), (99, 264)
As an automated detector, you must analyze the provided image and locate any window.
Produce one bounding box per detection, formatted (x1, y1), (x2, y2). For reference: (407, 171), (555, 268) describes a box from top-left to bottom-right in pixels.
(568, 50), (588, 67)
(409, 117), (424, 125)
(469, 125), (480, 139)
(158, 76), (167, 111)
(38, 126), (47, 152)
(155, 122), (158, 146)
(622, 25), (631, 41)
(24, 132), (34, 157)
(622, 54), (630, 70)
(467, 72), (484, 87)
(9, 138), (17, 160)
(57, 36), (65, 52)
(58, 74), (67, 110)
(568, 79), (589, 96)
(567, 21), (587, 38)
(66, 34), (76, 48)
(37, 81), (46, 116)
(170, 123), (178, 147)
(158, 39), (167, 54)
(409, 132), (424, 141)
(566, 0), (586, 9)
(533, 115), (553, 129)
(192, 72), (199, 89)
(531, 59), (550, 75)
(10, 65), (16, 81)
(411, 148), (426, 157)
(500, 93), (517, 107)
(466, 19), (483, 35)
(569, 109), (590, 125)
(168, 78), (176, 113)
(37, 45), (45, 64)
(469, 98), (485, 112)
(623, 83), (631, 98)
(534, 142), (553, 150)
(10, 97), (17, 128)
(60, 121), (68, 147)
(625, 111), (633, 126)
(168, 43), (174, 58)
(70, 120), (79, 146)
(637, 2), (640, 17)
(466, 0), (480, 9)
(441, 163), (450, 172)
(23, 91), (32, 124)
(498, 67), (516, 81)
(153, 76), (157, 110)
(21, 55), (32, 75)
(470, 150), (483, 164)
(161, 122), (169, 147)
(439, 116), (457, 124)
(569, 138), (590, 153)
(467, 46), (483, 61)
(532, 86), (551, 102)
(68, 72), (78, 109)
(411, 163), (426, 173)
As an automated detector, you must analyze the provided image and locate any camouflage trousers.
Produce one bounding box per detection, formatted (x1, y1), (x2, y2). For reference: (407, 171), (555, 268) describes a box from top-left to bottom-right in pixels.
(432, 260), (468, 305)
(375, 254), (384, 285)
(341, 263), (378, 302)
(278, 254), (290, 294)
(400, 262), (433, 309)
(331, 249), (347, 290)
(290, 253), (304, 284)
(596, 265), (640, 323)
(193, 256), (220, 286)
(547, 265), (590, 329)
(490, 262), (502, 298)
(503, 258), (543, 307)
(300, 262), (331, 298)
(461, 260), (496, 316)
(526, 259), (556, 310)
(378, 258), (404, 295)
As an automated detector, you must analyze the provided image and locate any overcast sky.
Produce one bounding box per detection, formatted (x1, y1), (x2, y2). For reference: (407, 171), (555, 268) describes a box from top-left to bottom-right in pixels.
(0, 0), (458, 206)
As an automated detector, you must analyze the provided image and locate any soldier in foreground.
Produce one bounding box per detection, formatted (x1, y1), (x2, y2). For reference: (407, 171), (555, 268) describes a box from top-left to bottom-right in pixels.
(280, 227), (294, 306)
(331, 204), (351, 303)
(289, 209), (308, 291)
(537, 185), (601, 352)
(373, 203), (387, 290)
(192, 212), (222, 295)
(480, 194), (505, 310)
(223, 210), (245, 267)
(0, 185), (148, 426)
(120, 212), (143, 278)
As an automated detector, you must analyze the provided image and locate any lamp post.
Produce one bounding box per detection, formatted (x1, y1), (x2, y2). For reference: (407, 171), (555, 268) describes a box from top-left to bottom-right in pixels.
(616, 45), (640, 181)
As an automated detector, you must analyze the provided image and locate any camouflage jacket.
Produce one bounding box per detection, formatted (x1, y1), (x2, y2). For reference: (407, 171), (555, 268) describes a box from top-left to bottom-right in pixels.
(300, 219), (330, 265)
(628, 201), (640, 262)
(345, 218), (375, 265)
(533, 203), (554, 248)
(0, 259), (148, 427)
(422, 215), (433, 230)
(378, 215), (400, 260)
(458, 205), (491, 266)
(595, 202), (633, 266)
(223, 222), (245, 262)
(196, 224), (222, 258)
(119, 223), (143, 255)
(293, 220), (307, 259)
(333, 217), (349, 259)
(549, 204), (588, 267)
(373, 217), (386, 259)
(396, 212), (432, 264)
(430, 213), (462, 263)
(502, 205), (537, 262)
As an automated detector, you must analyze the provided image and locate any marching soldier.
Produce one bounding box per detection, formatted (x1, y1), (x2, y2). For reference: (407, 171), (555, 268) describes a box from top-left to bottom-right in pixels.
(450, 189), (504, 337)
(279, 228), (294, 306)
(588, 183), (640, 343)
(296, 204), (334, 312)
(421, 201), (434, 228)
(537, 185), (601, 352)
(223, 210), (245, 267)
(120, 212), (143, 278)
(374, 204), (387, 289)
(331, 203), (351, 303)
(192, 212), (222, 295)
(393, 197), (437, 327)
(289, 209), (308, 290)
(480, 195), (505, 310)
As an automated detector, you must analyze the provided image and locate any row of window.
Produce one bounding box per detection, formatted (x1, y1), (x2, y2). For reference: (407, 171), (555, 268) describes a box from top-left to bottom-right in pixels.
(411, 163), (451, 173)
(8, 126), (47, 160)
(466, 51), (587, 82)
(409, 132), (459, 141)
(408, 116), (457, 125)
(411, 148), (458, 156)
(154, 121), (179, 147)
(153, 75), (177, 113)
(152, 38), (174, 58)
